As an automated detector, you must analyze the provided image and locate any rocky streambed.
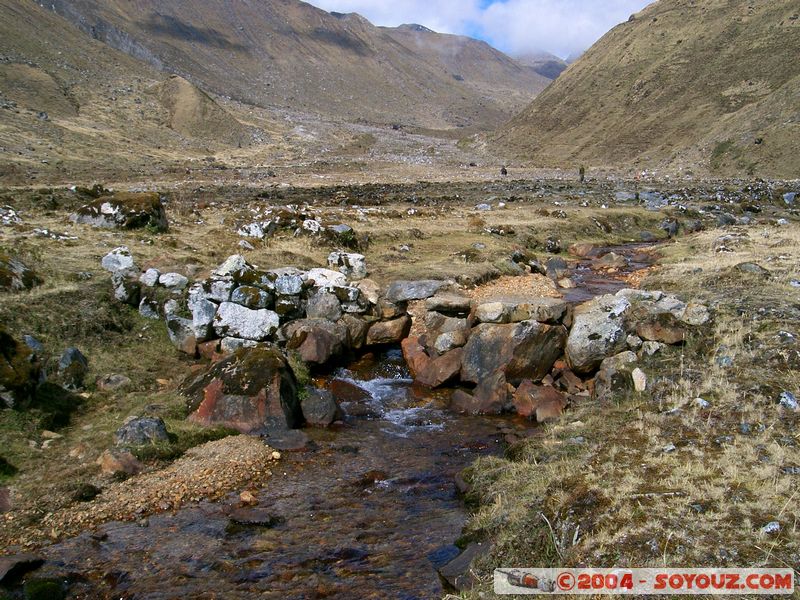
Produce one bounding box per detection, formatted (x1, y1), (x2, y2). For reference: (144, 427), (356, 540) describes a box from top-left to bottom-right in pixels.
(20, 350), (514, 599)
(2, 242), (708, 599)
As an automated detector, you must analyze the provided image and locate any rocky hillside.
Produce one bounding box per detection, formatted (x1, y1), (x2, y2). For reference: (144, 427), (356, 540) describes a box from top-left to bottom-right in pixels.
(45, 0), (549, 130)
(0, 0), (261, 182)
(493, 0), (800, 178)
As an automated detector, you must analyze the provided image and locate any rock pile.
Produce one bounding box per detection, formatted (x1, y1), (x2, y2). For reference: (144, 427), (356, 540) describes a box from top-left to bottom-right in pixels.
(404, 287), (711, 420)
(236, 205), (362, 249)
(103, 251), (440, 433)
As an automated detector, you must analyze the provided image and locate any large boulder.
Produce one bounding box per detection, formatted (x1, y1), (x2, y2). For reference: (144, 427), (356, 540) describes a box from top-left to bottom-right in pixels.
(70, 192), (168, 232)
(0, 253), (41, 292)
(101, 246), (137, 275)
(114, 416), (170, 446)
(566, 294), (631, 374)
(366, 315), (412, 346)
(285, 319), (349, 365)
(461, 321), (566, 385)
(301, 389), (341, 427)
(305, 290), (343, 321)
(385, 280), (447, 303)
(416, 348), (463, 388)
(213, 302), (280, 341)
(183, 347), (300, 433)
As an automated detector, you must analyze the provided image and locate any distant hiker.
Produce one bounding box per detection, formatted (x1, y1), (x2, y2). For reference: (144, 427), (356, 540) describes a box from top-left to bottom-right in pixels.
(500, 166), (508, 176)
(579, 165), (585, 183)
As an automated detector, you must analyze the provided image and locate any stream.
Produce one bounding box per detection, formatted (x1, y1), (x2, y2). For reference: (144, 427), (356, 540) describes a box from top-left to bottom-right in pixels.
(25, 244), (657, 599)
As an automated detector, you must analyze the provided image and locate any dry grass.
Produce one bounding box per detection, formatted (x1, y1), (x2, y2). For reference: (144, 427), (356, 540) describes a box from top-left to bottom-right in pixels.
(458, 223), (800, 598)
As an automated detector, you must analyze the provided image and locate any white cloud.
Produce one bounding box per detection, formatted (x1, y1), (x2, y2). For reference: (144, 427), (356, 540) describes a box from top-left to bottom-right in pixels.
(305, 0), (652, 58)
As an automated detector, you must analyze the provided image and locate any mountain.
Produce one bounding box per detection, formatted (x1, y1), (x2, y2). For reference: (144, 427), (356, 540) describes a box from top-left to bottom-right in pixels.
(493, 0), (800, 178)
(44, 0), (549, 130)
(0, 0), (259, 183)
(514, 52), (569, 80)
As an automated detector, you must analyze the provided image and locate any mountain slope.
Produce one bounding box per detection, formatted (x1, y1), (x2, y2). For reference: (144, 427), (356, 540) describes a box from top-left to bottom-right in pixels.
(0, 0), (259, 183)
(45, 0), (547, 130)
(493, 0), (800, 178)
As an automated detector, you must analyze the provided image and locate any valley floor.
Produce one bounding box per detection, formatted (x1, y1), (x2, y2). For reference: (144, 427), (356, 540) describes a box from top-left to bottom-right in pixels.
(0, 177), (798, 598)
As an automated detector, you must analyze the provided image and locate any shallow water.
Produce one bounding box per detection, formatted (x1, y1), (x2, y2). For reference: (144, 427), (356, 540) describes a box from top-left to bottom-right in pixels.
(561, 243), (657, 304)
(38, 350), (516, 599)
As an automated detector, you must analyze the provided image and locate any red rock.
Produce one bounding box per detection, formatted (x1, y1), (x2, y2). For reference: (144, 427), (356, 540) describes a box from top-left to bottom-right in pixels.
(416, 348), (463, 388)
(512, 382), (567, 422)
(401, 336), (430, 378)
(183, 347), (301, 433)
(636, 313), (687, 345)
(557, 369), (585, 394)
(366, 315), (412, 346)
(197, 340), (225, 362)
(470, 370), (508, 415)
(450, 390), (481, 415)
(568, 243), (596, 258)
(329, 378), (371, 403)
(512, 379), (538, 418)
(96, 449), (142, 476)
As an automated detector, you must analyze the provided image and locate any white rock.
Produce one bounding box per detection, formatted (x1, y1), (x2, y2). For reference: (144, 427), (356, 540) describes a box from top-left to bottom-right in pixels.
(302, 219), (322, 234)
(307, 268), (347, 289)
(761, 521), (781, 535)
(475, 302), (509, 324)
(159, 272), (189, 290)
(566, 294), (631, 373)
(640, 341), (665, 357)
(237, 222), (266, 239)
(140, 268), (160, 287)
(213, 255), (250, 277)
(191, 298), (217, 341)
(632, 368), (647, 392)
(163, 299), (180, 316)
(220, 337), (260, 353)
(138, 297), (159, 320)
(626, 334), (643, 350)
(213, 302), (279, 341)
(102, 247), (137, 274)
(694, 397), (711, 409)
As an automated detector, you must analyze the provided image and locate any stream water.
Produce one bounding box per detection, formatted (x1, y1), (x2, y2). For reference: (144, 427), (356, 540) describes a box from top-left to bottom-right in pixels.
(37, 350), (515, 599)
(28, 245), (657, 599)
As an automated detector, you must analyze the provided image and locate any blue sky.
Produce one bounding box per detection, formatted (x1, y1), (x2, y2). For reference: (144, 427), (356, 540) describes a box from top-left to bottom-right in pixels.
(306, 0), (652, 59)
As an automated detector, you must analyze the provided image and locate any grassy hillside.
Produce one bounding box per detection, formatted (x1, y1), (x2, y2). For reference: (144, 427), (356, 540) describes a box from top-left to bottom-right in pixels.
(493, 0), (800, 178)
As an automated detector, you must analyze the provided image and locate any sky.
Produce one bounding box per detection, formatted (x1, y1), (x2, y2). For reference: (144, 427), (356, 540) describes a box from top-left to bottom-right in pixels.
(306, 0), (653, 59)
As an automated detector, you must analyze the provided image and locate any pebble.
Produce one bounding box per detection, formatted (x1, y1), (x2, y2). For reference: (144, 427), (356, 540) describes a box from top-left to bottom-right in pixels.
(760, 521), (780, 535)
(778, 391), (798, 411)
(694, 398), (711, 409)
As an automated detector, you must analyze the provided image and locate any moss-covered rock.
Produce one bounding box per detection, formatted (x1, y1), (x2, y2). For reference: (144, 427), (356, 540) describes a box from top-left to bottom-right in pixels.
(0, 326), (40, 408)
(182, 347), (300, 433)
(69, 192), (168, 232)
(0, 253), (42, 292)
